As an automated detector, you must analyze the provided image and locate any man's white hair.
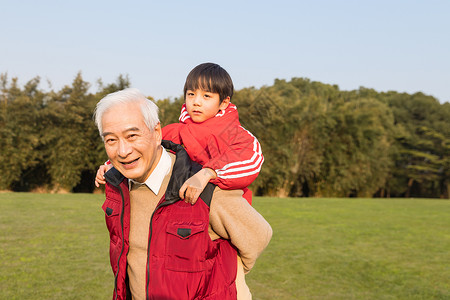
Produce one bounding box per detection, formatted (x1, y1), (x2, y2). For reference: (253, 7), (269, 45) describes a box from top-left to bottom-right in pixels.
(93, 88), (159, 139)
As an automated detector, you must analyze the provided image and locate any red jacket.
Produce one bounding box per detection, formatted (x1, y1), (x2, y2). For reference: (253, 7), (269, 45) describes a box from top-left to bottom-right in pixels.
(103, 141), (238, 300)
(162, 103), (264, 191)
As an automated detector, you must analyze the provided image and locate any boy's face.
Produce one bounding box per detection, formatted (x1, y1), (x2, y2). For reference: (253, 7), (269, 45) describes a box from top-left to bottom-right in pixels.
(185, 89), (230, 123)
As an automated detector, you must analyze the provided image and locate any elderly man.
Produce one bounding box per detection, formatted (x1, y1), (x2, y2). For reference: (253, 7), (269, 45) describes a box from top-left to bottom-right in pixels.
(94, 88), (272, 300)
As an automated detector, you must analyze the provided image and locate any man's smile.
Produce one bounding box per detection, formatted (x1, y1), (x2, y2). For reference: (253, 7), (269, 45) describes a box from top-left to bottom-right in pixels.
(120, 157), (140, 169)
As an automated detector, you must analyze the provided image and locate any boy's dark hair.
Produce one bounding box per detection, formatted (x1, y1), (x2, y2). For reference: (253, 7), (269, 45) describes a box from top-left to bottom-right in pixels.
(184, 63), (234, 103)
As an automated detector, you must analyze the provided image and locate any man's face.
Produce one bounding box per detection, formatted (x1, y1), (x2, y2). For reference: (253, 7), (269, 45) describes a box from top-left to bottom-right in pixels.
(101, 102), (162, 182)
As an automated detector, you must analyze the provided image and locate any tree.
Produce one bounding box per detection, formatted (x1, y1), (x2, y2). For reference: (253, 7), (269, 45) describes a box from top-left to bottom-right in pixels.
(1, 71), (447, 197)
(0, 75), (46, 190)
(316, 96), (394, 197)
(157, 96), (184, 127)
(42, 73), (104, 191)
(384, 92), (449, 197)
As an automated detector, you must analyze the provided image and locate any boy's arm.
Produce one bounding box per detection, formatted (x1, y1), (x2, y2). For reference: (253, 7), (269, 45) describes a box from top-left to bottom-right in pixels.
(94, 163), (112, 187)
(180, 126), (263, 204)
(204, 126), (264, 190)
(179, 168), (217, 204)
(208, 187), (272, 273)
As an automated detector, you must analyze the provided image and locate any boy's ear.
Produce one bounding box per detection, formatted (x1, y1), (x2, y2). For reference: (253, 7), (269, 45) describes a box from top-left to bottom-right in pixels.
(219, 97), (230, 111)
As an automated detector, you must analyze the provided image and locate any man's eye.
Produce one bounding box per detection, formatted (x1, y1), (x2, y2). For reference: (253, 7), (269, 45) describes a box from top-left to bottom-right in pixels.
(128, 134), (138, 140)
(105, 138), (116, 144)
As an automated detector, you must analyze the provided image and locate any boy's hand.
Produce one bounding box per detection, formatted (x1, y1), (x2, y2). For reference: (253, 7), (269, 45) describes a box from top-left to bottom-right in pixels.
(179, 168), (217, 205)
(94, 164), (112, 187)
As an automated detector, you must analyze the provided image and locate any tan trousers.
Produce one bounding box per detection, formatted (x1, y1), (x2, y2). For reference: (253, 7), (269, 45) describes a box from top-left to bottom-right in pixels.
(236, 256), (252, 300)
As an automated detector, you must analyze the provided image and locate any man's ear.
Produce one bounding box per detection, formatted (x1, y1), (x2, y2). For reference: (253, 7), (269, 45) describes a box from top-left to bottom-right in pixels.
(154, 122), (162, 143)
(219, 97), (230, 111)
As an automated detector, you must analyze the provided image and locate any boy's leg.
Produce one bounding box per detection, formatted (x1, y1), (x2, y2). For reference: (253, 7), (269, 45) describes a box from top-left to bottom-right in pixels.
(236, 255), (252, 300)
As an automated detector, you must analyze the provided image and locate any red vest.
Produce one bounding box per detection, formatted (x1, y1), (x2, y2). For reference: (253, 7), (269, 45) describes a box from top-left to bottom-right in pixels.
(102, 140), (238, 300)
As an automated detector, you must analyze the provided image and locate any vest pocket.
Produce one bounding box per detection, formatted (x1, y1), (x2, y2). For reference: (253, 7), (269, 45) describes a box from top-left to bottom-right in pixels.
(165, 221), (208, 272)
(102, 198), (121, 245)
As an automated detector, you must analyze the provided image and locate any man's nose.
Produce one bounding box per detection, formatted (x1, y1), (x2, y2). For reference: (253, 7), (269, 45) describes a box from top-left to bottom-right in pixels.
(118, 139), (132, 157)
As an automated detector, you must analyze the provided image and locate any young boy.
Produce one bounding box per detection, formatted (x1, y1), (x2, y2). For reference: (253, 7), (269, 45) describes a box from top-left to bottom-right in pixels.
(95, 62), (264, 205)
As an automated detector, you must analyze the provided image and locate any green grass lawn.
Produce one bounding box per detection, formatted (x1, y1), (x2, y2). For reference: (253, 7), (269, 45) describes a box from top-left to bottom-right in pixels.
(0, 193), (449, 299)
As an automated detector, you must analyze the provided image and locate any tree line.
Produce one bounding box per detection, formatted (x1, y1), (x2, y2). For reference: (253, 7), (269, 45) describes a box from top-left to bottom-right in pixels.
(1, 73), (448, 198)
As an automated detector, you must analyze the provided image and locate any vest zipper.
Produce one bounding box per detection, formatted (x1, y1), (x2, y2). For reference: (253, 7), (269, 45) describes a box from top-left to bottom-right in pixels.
(114, 185), (126, 300)
(145, 198), (179, 299)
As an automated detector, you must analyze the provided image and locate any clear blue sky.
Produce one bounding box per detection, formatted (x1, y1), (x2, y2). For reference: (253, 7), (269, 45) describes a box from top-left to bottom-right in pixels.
(1, 0), (449, 102)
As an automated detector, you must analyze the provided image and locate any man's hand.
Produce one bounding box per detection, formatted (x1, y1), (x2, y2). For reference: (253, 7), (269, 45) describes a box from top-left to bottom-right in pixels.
(179, 168), (217, 205)
(94, 164), (112, 187)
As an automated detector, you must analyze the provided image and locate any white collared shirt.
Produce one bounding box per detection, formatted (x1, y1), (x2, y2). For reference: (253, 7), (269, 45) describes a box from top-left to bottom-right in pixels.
(128, 147), (172, 195)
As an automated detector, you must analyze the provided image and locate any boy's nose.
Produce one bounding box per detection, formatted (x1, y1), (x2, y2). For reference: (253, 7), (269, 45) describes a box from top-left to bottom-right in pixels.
(193, 95), (201, 105)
